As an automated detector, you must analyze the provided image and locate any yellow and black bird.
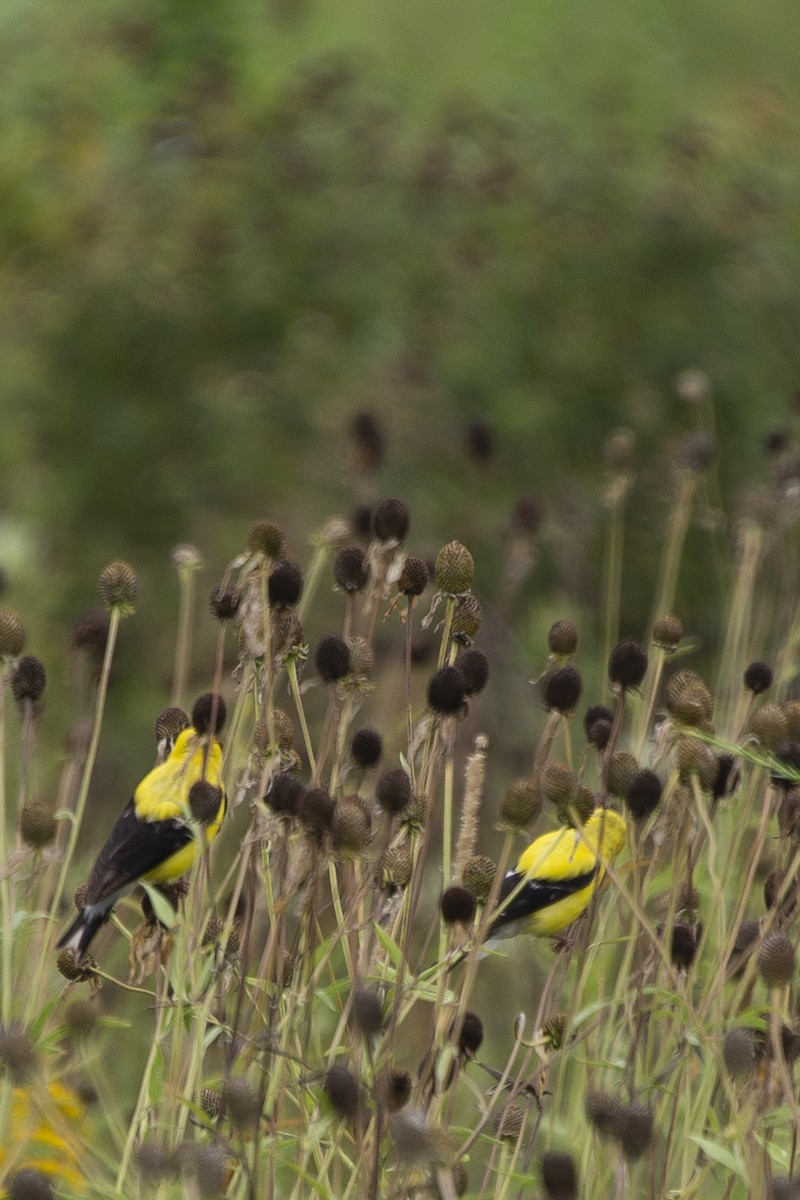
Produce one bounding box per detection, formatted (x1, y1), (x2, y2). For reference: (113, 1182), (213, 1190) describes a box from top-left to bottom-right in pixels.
(487, 808), (627, 945)
(57, 693), (227, 961)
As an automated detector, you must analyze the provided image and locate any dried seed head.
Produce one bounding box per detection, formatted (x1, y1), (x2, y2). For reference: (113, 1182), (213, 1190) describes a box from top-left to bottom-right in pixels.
(315, 634), (351, 682)
(625, 769), (662, 821)
(584, 705), (614, 749)
(8, 1169), (55, 1200)
(678, 430), (715, 472)
(494, 1105), (525, 1142)
(542, 1013), (566, 1050)
(457, 1011), (484, 1058)
(70, 609), (109, 661)
(201, 1088), (221, 1119)
(603, 427), (636, 471)
(722, 1027), (755, 1078)
(189, 781), (223, 825)
(155, 706), (190, 748)
(264, 772), (305, 818)
(351, 410), (385, 473)
(352, 503), (373, 539)
(665, 669), (714, 726)
(222, 1077), (261, 1127)
(177, 1143), (225, 1197)
(97, 560), (138, 615)
(769, 1179), (800, 1200)
(758, 933), (796, 987)
(751, 704), (790, 751)
(268, 559), (304, 608)
(134, 1141), (176, 1183)
(772, 742), (800, 790)
(324, 1064), (360, 1119)
(373, 497), (410, 543)
(465, 418), (494, 465)
(332, 796), (373, 856)
(572, 786), (597, 825)
(675, 737), (717, 790)
(172, 543), (202, 572)
(255, 708), (295, 752)
(427, 664), (467, 715)
(609, 640), (648, 689)
(548, 619), (578, 657)
(397, 556), (429, 597)
(19, 802), (57, 849)
(606, 751), (639, 799)
(458, 648), (490, 695)
(541, 1150), (578, 1200)
(247, 520), (285, 559)
(585, 1090), (622, 1137)
(299, 787), (335, 835)
(376, 767), (412, 815)
(713, 753), (739, 799)
(74, 883), (88, 909)
(500, 778), (541, 829)
(334, 545), (370, 593)
(612, 1102), (654, 1161)
(542, 665), (583, 714)
(379, 844), (413, 891)
(347, 635), (374, 680)
(671, 921), (702, 970)
(64, 998), (97, 1039)
(191, 692), (227, 735)
(511, 495), (542, 535)
(385, 1067), (412, 1112)
(652, 614), (683, 651)
(462, 855), (496, 903)
(451, 591), (482, 641)
(540, 762), (577, 808)
(778, 791), (800, 841)
(271, 607), (305, 658)
(745, 660), (773, 695)
(435, 541), (474, 595)
(351, 727), (383, 768)
(57, 948), (97, 982)
(0, 1022), (36, 1082)
(11, 655), (46, 704)
(729, 919), (760, 978)
(440, 885), (477, 925)
(784, 701), (800, 741)
(0, 607), (24, 657)
(350, 985), (384, 1037)
(209, 584), (240, 621)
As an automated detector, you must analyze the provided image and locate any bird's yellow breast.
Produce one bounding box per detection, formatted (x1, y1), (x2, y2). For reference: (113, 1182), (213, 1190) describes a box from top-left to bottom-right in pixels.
(133, 730), (223, 822)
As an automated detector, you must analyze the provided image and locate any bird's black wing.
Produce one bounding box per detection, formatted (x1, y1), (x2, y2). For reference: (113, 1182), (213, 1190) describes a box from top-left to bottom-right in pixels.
(85, 800), (192, 905)
(490, 867), (597, 932)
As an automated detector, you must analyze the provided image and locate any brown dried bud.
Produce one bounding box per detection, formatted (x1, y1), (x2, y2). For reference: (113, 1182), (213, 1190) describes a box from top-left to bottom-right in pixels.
(435, 541), (474, 595)
(606, 751), (639, 798)
(11, 655), (46, 704)
(722, 1027), (755, 1078)
(209, 585), (240, 621)
(548, 619), (578, 657)
(331, 796), (372, 856)
(541, 1150), (578, 1200)
(751, 704), (790, 751)
(334, 546), (370, 593)
(324, 1064), (360, 1120)
(652, 614), (683, 651)
(543, 666), (582, 714)
(609, 640), (648, 689)
(19, 802), (57, 850)
(440, 885), (477, 925)
(373, 497), (410, 543)
(585, 1090), (622, 1138)
(247, 520), (285, 559)
(378, 844), (413, 891)
(397, 556), (429, 596)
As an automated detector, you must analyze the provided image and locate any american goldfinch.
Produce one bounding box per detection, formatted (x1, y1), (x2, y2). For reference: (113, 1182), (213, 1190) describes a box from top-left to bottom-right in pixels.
(488, 808), (627, 944)
(57, 693), (227, 962)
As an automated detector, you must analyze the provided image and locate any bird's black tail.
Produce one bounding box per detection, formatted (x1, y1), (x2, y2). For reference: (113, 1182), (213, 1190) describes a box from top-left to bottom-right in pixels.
(56, 903), (109, 963)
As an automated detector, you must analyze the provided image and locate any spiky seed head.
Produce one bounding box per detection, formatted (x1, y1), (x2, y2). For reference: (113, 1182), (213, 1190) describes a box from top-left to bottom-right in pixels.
(332, 796), (372, 856)
(769, 1179), (800, 1200)
(675, 737), (717, 789)
(351, 727), (383, 768)
(385, 1068), (412, 1112)
(428, 666), (466, 715)
(268, 559), (303, 608)
(652, 614), (683, 651)
(247, 520), (285, 559)
(347, 635), (374, 680)
(609, 640), (648, 689)
(765, 868), (793, 912)
(191, 692), (226, 735)
(463, 855), (496, 903)
(758, 933), (796, 987)
(189, 781), (222, 825)
(457, 1011), (484, 1058)
(397, 556), (429, 596)
(70, 609), (109, 662)
(97, 560), (138, 615)
(376, 767), (412, 815)
(315, 634), (351, 683)
(201, 1088), (221, 1119)
(779, 791), (800, 841)
(542, 665), (583, 714)
(221, 1078), (261, 1127)
(585, 1090), (622, 1137)
(0, 1023), (36, 1082)
(671, 922), (702, 970)
(133, 1142), (176, 1183)
(403, 791), (428, 830)
(678, 430), (715, 472)
(511, 495), (542, 534)
(548, 619), (578, 657)
(0, 607), (24, 657)
(264, 772), (304, 818)
(64, 999), (97, 1039)
(298, 787), (334, 837)
(500, 778), (541, 829)
(541, 1150), (578, 1200)
(771, 742), (800, 790)
(451, 591), (482, 642)
(350, 410), (385, 473)
(351, 985), (384, 1037)
(722, 1027), (755, 1077)
(11, 655), (46, 704)
(74, 883), (88, 909)
(625, 769), (662, 821)
(745, 660), (773, 695)
(209, 584), (240, 621)
(665, 669), (714, 725)
(751, 704), (790, 751)
(494, 1105), (525, 1142)
(57, 948), (97, 982)
(572, 786), (597, 825)
(379, 845), (413, 891)
(373, 497), (410, 543)
(606, 751), (639, 799)
(612, 1102), (654, 1161)
(729, 919), (760, 978)
(584, 704), (614, 749)
(8, 1169), (55, 1200)
(440, 885), (477, 925)
(458, 648), (490, 695)
(784, 701), (800, 741)
(155, 706), (190, 747)
(334, 545), (370, 593)
(19, 802), (57, 849)
(177, 1143), (225, 1197)
(324, 1064), (360, 1119)
(603, 427), (636, 471)
(255, 708), (295, 752)
(540, 762), (577, 808)
(435, 541), (474, 595)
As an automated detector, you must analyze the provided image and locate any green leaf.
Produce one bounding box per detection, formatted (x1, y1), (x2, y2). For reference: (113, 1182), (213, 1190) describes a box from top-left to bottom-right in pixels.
(687, 1136), (745, 1178)
(372, 921), (404, 969)
(140, 881), (177, 929)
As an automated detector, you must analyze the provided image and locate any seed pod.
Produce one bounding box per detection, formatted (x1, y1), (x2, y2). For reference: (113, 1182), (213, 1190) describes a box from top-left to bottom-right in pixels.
(97, 561), (138, 615)
(0, 1022), (36, 1082)
(606, 751), (639, 798)
(264, 773), (304, 818)
(543, 666), (582, 714)
(315, 634), (351, 683)
(723, 1027), (755, 1078)
(435, 541), (474, 595)
(675, 737), (717, 790)
(609, 640), (648, 689)
(463, 855), (496, 903)
(0, 607), (24, 657)
(298, 787), (335, 835)
(70, 609), (109, 663)
(745, 660), (773, 695)
(541, 1151), (578, 1200)
(268, 559), (303, 608)
(457, 1011), (483, 1058)
(758, 933), (796, 987)
(134, 1141), (176, 1184)
(19, 802), (57, 849)
(625, 769), (662, 821)
(247, 520), (285, 558)
(351, 727), (383, 768)
(652, 615), (683, 652)
(458, 648), (490, 695)
(373, 497), (410, 542)
(397, 556), (429, 596)
(771, 742), (800, 790)
(540, 762), (577, 808)
(548, 619), (578, 657)
(324, 1064), (360, 1120)
(728, 919), (760, 979)
(440, 885), (477, 925)
(671, 921), (702, 970)
(665, 669), (714, 725)
(451, 591), (482, 641)
(385, 1067), (412, 1112)
(56, 948), (97, 983)
(611, 1102), (654, 1161)
(334, 546), (370, 593)
(378, 845), (413, 891)
(209, 585), (240, 621)
(64, 999), (97, 1040)
(8, 1169), (55, 1200)
(750, 704), (789, 751)
(350, 985), (384, 1037)
(191, 692), (227, 735)
(585, 1090), (622, 1138)
(427, 666), (466, 715)
(331, 796), (372, 855)
(221, 1077), (261, 1127)
(11, 656), (46, 704)
(500, 778), (541, 829)
(584, 704), (614, 749)
(189, 781), (223, 825)
(376, 767), (412, 815)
